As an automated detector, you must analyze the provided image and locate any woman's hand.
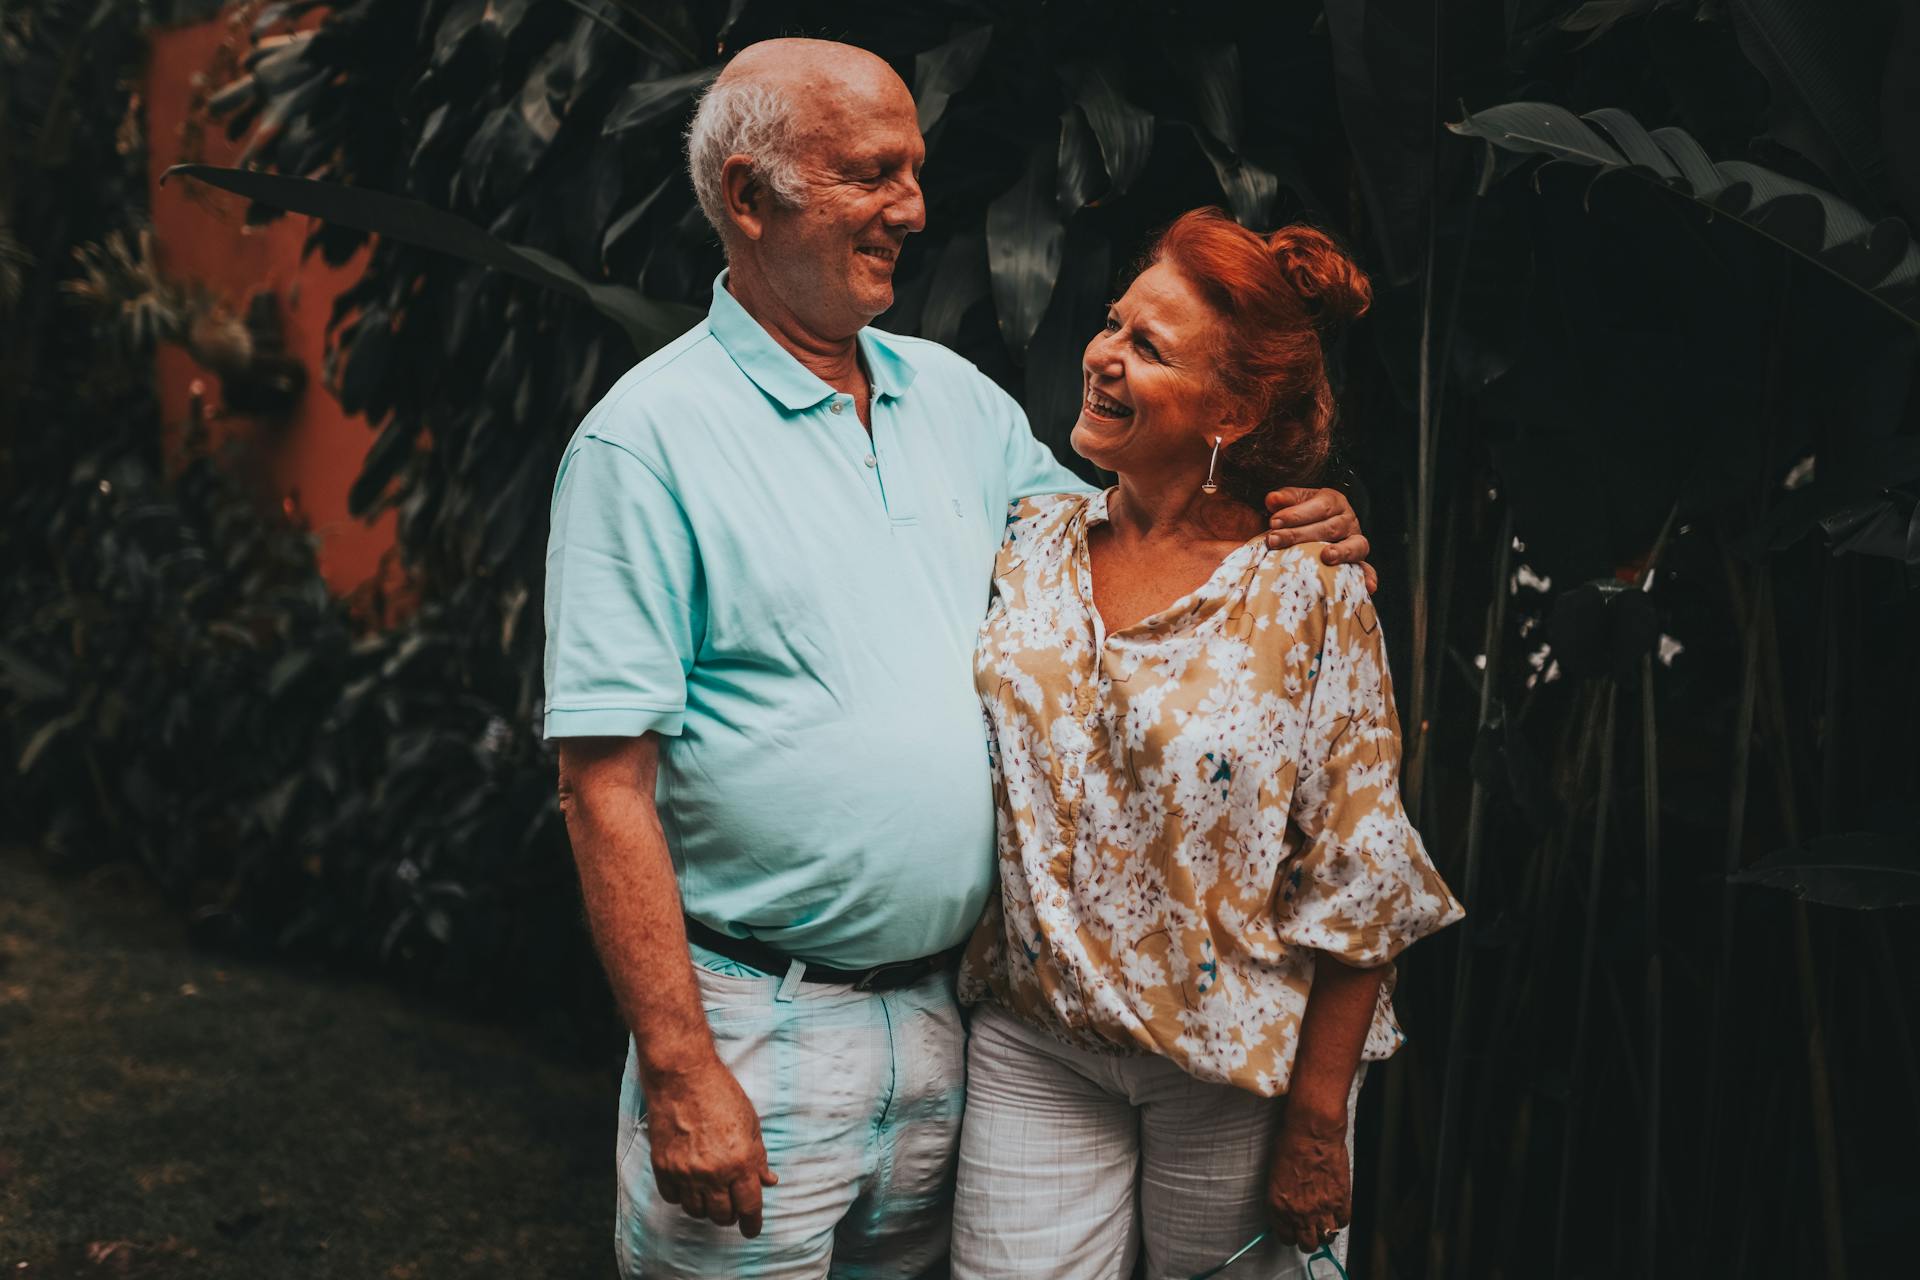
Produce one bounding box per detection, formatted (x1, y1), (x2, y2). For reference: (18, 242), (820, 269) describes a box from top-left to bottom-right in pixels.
(1263, 486), (1377, 594)
(1266, 1103), (1353, 1252)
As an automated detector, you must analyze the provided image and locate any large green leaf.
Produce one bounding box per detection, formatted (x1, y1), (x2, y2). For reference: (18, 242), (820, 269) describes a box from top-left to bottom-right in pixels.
(1324, 0), (1435, 284)
(1022, 225), (1112, 459)
(1556, 0), (1669, 49)
(913, 25), (993, 137)
(1727, 0), (1889, 208)
(1167, 39), (1289, 227)
(1171, 44), (1244, 151)
(1065, 61), (1154, 199)
(601, 65), (718, 136)
(985, 136), (1065, 355)
(161, 165), (701, 356)
(1192, 127), (1279, 229)
(1449, 102), (1920, 323)
(1730, 831), (1920, 909)
(918, 232), (988, 347)
(1055, 105), (1104, 218)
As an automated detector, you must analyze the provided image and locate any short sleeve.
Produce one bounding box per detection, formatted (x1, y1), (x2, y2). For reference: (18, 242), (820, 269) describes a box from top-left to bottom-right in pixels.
(994, 384), (1093, 502)
(1274, 565), (1464, 966)
(542, 436), (704, 739)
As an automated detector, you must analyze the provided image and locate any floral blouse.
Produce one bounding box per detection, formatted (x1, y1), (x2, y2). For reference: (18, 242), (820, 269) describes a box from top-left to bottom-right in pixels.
(959, 492), (1464, 1096)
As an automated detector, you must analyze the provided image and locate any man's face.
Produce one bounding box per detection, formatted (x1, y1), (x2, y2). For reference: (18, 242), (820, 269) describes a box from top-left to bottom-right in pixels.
(754, 76), (927, 339)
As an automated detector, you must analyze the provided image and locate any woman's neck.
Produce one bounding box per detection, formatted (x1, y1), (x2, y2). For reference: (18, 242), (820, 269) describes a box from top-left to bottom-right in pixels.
(1106, 473), (1265, 547)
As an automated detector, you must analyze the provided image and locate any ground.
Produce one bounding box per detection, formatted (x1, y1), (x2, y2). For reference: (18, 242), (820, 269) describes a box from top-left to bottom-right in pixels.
(0, 849), (618, 1278)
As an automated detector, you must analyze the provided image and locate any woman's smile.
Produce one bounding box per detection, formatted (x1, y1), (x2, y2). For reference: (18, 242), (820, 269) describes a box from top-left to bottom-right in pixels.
(1082, 384), (1133, 422)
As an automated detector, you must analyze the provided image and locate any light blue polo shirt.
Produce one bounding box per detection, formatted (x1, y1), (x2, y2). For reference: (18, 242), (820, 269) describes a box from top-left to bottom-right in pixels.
(543, 273), (1088, 968)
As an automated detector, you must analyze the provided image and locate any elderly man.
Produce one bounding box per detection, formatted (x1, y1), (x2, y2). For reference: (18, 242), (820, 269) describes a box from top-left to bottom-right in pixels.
(545, 38), (1373, 1278)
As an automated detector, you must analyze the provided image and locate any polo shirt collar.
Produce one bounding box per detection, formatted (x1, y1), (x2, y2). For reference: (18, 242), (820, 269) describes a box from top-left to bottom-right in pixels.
(707, 271), (919, 412)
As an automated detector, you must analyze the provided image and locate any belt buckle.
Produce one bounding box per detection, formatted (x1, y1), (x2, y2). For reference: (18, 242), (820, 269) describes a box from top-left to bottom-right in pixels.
(853, 960), (912, 992)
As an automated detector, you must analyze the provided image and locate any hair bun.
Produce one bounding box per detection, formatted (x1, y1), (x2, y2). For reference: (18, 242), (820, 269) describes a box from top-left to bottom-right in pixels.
(1266, 225), (1371, 329)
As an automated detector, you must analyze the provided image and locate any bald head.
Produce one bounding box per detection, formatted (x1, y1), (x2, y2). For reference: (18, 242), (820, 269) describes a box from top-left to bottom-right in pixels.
(686, 39), (916, 244)
(684, 38), (926, 341)
(718, 37), (903, 102)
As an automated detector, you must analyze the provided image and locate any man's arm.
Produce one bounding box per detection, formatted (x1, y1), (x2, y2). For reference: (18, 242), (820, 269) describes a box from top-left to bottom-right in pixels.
(557, 734), (777, 1238)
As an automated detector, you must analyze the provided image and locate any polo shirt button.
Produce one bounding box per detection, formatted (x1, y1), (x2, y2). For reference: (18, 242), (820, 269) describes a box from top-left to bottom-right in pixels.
(863, 455), (877, 468)
(830, 399), (845, 414)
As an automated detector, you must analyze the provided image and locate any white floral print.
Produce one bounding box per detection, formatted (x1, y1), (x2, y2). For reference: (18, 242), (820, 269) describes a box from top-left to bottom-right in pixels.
(960, 491), (1465, 1096)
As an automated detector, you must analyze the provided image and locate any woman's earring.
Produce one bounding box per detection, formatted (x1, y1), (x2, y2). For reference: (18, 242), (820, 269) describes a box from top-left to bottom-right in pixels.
(1201, 435), (1223, 495)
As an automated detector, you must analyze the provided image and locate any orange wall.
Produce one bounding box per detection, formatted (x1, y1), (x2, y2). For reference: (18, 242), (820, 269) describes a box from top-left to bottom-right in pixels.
(145, 11), (397, 600)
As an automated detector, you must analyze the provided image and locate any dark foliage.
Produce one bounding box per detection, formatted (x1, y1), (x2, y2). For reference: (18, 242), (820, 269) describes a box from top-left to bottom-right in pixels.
(6, 0), (1920, 1275)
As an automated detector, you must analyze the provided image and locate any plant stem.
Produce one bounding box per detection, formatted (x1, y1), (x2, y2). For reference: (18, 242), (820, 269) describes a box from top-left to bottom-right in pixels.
(1698, 549), (1763, 1259)
(1640, 656), (1662, 1277)
(1369, 1056), (1407, 1280)
(1552, 681), (1617, 1277)
(1404, 0), (1449, 818)
(1749, 545), (1848, 1279)
(1792, 901), (1848, 1280)
(1425, 507), (1510, 1280)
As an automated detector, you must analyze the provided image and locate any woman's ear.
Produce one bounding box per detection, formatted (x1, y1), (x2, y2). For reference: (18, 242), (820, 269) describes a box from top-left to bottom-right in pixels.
(1214, 411), (1262, 449)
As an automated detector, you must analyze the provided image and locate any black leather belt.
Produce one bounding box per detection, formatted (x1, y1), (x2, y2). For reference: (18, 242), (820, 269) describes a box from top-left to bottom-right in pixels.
(685, 918), (955, 992)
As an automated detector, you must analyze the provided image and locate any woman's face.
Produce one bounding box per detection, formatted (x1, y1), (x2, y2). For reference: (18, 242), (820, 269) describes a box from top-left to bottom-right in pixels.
(1071, 262), (1235, 480)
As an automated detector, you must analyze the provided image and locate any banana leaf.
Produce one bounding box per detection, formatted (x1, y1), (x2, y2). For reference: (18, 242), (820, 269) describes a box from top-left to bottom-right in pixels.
(1023, 225), (1112, 457)
(1192, 127), (1280, 229)
(918, 231), (988, 347)
(1557, 0), (1669, 48)
(601, 65), (718, 135)
(914, 25), (993, 137)
(160, 165), (701, 357)
(1064, 61), (1154, 199)
(1450, 101), (1920, 324)
(1731, 831), (1920, 908)
(985, 134), (1065, 355)
(1056, 105), (1104, 218)
(1816, 493), (1920, 565)
(1727, 0), (1889, 209)
(1171, 43), (1244, 151)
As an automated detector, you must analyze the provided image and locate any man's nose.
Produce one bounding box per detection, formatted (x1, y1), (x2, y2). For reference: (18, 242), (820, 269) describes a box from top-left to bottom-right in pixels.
(886, 173), (927, 233)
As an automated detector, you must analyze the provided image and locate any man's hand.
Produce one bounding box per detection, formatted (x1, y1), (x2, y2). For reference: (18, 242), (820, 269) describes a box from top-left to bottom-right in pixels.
(646, 1055), (780, 1238)
(1264, 486), (1377, 594)
(1265, 1104), (1353, 1252)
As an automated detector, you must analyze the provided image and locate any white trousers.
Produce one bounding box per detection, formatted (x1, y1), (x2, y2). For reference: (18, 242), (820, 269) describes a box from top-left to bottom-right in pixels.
(950, 1003), (1362, 1280)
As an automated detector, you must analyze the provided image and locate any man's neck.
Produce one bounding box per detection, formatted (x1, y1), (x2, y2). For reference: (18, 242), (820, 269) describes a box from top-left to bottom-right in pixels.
(725, 262), (870, 407)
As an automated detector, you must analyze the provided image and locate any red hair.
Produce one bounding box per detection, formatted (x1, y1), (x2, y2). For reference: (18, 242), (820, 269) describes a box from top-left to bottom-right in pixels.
(1144, 208), (1371, 507)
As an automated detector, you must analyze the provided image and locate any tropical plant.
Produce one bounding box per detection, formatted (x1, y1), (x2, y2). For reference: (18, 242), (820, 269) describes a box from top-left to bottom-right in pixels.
(6, 0), (1919, 1276)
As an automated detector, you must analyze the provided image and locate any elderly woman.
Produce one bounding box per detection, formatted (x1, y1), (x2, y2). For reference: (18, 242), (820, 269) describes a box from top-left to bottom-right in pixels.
(949, 209), (1464, 1280)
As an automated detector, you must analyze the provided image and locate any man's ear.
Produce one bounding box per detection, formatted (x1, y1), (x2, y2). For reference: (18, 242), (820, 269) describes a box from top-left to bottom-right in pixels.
(720, 154), (766, 242)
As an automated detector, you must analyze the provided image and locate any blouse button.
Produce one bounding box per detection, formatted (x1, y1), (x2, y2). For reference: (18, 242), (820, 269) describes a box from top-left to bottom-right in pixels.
(863, 455), (877, 468)
(830, 399), (845, 414)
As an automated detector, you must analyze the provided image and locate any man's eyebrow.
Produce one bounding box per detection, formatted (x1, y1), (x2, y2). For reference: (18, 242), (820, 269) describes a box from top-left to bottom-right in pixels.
(844, 146), (916, 168)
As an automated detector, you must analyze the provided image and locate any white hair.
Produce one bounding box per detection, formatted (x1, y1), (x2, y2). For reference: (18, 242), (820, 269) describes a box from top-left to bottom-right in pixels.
(685, 78), (808, 242)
